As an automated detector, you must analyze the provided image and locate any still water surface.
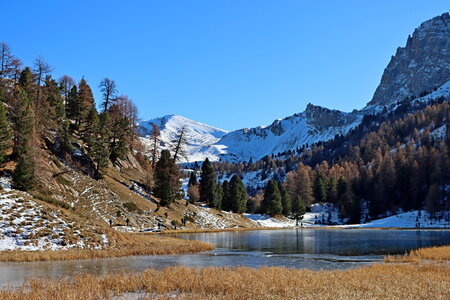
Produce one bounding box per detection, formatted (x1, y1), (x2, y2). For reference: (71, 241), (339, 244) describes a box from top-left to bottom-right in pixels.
(1, 229), (449, 286)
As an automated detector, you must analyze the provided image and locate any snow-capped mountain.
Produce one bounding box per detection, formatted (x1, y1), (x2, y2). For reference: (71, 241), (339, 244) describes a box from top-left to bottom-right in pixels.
(139, 13), (450, 164)
(200, 105), (363, 162)
(138, 114), (228, 162)
(369, 12), (450, 107)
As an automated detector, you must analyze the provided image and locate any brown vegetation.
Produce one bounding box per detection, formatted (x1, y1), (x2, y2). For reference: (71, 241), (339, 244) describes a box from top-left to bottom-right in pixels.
(385, 245), (450, 263)
(0, 229), (213, 262)
(0, 263), (448, 299)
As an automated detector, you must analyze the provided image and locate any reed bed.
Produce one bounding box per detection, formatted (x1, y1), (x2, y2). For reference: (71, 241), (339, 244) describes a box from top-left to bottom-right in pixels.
(0, 263), (448, 299)
(385, 245), (450, 263)
(0, 230), (213, 262)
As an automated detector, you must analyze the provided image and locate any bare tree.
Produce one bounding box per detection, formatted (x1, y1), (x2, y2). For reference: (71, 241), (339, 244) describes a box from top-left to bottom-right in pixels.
(0, 42), (13, 77)
(99, 77), (117, 112)
(33, 56), (52, 101)
(9, 58), (22, 83)
(150, 123), (160, 168)
(115, 94), (138, 125)
(171, 126), (188, 162)
(58, 75), (75, 103)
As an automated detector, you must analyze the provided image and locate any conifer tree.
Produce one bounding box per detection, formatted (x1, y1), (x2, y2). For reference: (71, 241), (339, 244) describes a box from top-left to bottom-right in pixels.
(66, 85), (80, 125)
(77, 78), (95, 128)
(349, 197), (362, 224)
(108, 104), (130, 162)
(327, 177), (337, 204)
(313, 171), (327, 203)
(12, 154), (34, 191)
(0, 94), (11, 165)
(199, 158), (217, 207)
(188, 172), (197, 187)
(44, 76), (65, 122)
(229, 175), (247, 213)
(214, 182), (223, 210)
(87, 111), (110, 179)
(18, 67), (34, 97)
(262, 179), (282, 215)
(154, 150), (180, 206)
(281, 189), (292, 216)
(12, 88), (35, 191)
(221, 180), (231, 211)
(291, 195), (306, 226)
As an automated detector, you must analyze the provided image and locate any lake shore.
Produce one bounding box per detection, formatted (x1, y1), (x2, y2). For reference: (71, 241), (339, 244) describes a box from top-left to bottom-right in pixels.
(0, 229), (213, 263)
(1, 226), (449, 263)
(0, 245), (448, 299)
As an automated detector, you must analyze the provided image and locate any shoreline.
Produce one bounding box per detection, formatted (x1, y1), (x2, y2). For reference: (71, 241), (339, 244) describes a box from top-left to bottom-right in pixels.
(1, 226), (449, 263)
(155, 225), (450, 235)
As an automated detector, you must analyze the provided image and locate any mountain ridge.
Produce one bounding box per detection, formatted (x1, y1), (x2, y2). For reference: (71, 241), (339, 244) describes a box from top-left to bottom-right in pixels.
(139, 12), (450, 163)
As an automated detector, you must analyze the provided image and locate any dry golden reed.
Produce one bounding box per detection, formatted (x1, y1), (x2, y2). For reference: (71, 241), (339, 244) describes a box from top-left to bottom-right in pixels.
(0, 229), (213, 262)
(0, 263), (448, 299)
(385, 245), (450, 263)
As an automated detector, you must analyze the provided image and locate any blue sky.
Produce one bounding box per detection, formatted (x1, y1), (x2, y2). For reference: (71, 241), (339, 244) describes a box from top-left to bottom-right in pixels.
(1, 1), (448, 130)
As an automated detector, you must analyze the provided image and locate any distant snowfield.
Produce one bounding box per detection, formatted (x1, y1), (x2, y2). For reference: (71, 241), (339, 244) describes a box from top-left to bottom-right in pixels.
(244, 206), (450, 229)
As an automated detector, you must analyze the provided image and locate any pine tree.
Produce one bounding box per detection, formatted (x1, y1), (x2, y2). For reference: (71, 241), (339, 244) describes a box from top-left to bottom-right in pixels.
(313, 171), (327, 203)
(77, 78), (95, 128)
(188, 172), (197, 187)
(262, 179), (282, 215)
(349, 197), (362, 224)
(12, 155), (34, 191)
(154, 150), (180, 206)
(12, 89), (35, 191)
(229, 175), (247, 213)
(221, 180), (231, 211)
(0, 94), (11, 164)
(281, 189), (291, 216)
(199, 158), (217, 207)
(214, 182), (223, 210)
(18, 67), (34, 98)
(87, 111), (110, 179)
(291, 195), (306, 225)
(327, 177), (337, 204)
(108, 104), (129, 162)
(66, 85), (80, 125)
(12, 87), (33, 158)
(44, 76), (65, 121)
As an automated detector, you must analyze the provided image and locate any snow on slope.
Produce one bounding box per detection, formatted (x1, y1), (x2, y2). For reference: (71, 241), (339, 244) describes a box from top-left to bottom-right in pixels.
(138, 115), (228, 162)
(244, 207), (450, 229)
(202, 104), (363, 163)
(341, 211), (450, 229)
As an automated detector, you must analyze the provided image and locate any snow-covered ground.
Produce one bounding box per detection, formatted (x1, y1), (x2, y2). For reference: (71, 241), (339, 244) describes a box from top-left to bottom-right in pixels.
(341, 210), (450, 229)
(0, 191), (90, 251)
(243, 203), (450, 229)
(245, 214), (295, 227)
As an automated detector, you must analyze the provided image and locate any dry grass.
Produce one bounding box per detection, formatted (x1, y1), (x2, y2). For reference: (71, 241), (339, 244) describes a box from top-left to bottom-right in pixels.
(0, 263), (448, 299)
(0, 229), (213, 262)
(385, 245), (450, 263)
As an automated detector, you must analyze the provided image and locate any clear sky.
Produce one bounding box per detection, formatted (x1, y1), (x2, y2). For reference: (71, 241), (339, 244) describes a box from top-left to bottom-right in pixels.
(1, 1), (448, 130)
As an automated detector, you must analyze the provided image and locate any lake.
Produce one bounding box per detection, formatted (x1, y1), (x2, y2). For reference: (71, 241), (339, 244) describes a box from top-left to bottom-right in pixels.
(1, 229), (449, 287)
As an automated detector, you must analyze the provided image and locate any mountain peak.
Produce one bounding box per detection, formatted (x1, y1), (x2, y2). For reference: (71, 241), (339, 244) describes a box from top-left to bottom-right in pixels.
(369, 12), (450, 106)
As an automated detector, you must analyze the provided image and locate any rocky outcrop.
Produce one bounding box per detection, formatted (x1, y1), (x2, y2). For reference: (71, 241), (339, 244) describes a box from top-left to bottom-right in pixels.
(369, 12), (450, 106)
